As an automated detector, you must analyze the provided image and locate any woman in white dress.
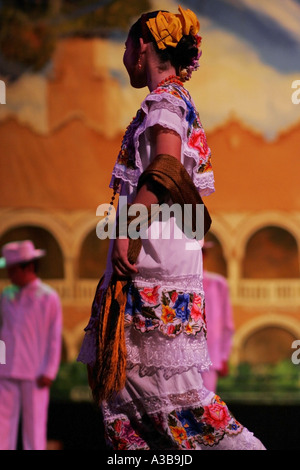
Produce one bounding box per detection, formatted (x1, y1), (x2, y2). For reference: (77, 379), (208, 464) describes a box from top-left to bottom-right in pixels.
(78, 6), (265, 451)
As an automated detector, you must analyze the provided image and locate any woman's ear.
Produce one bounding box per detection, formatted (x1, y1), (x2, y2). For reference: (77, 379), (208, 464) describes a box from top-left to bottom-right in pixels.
(139, 37), (147, 54)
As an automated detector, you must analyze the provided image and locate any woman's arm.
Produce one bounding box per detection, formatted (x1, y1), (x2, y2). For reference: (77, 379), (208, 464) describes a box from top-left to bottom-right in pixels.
(135, 125), (181, 204)
(111, 126), (182, 277)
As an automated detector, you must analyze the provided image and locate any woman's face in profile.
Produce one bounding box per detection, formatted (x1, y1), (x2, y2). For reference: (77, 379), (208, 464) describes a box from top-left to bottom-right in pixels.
(123, 34), (146, 89)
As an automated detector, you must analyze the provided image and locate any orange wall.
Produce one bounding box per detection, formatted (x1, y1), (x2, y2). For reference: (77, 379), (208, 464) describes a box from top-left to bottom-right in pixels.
(205, 120), (300, 212)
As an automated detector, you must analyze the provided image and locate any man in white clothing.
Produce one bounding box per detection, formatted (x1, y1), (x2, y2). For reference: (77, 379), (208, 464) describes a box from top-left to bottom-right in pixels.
(0, 240), (62, 450)
(201, 242), (234, 393)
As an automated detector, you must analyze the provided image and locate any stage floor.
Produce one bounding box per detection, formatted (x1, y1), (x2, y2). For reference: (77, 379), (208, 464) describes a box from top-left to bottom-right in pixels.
(46, 401), (299, 451)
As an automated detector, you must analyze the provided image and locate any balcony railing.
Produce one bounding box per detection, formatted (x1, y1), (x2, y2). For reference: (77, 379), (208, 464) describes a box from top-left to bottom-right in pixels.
(1, 278), (300, 307)
(233, 279), (300, 307)
(0, 279), (98, 305)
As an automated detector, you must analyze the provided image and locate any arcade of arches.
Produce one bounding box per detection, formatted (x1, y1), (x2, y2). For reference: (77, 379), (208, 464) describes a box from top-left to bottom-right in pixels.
(0, 209), (300, 366)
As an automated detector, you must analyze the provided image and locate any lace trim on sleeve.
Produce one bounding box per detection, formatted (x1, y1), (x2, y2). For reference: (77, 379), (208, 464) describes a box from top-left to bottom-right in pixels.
(147, 99), (185, 121)
(193, 171), (215, 196)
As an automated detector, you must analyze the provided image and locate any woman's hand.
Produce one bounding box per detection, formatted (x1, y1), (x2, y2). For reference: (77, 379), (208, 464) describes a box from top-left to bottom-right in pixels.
(111, 126), (181, 278)
(112, 237), (138, 277)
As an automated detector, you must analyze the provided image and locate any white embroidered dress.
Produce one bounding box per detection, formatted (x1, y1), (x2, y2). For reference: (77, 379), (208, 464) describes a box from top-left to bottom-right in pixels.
(78, 82), (265, 450)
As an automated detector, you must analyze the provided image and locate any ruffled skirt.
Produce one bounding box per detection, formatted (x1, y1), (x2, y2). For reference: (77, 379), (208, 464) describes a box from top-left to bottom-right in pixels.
(101, 361), (265, 450)
(78, 223), (265, 450)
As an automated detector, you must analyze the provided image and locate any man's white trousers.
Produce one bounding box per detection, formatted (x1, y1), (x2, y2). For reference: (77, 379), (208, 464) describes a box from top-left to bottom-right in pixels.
(0, 378), (49, 450)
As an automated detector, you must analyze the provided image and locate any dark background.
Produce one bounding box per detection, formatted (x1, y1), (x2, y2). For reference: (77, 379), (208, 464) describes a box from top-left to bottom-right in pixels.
(42, 401), (299, 451)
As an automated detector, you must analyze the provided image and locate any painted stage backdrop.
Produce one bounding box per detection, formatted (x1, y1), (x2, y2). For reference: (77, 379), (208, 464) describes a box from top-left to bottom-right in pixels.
(0, 0), (299, 140)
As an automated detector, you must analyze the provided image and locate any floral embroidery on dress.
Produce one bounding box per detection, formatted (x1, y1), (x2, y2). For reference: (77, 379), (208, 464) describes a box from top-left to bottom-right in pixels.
(104, 416), (150, 450)
(140, 285), (160, 304)
(104, 394), (243, 450)
(154, 82), (212, 175)
(167, 395), (243, 448)
(124, 283), (207, 338)
(188, 127), (212, 173)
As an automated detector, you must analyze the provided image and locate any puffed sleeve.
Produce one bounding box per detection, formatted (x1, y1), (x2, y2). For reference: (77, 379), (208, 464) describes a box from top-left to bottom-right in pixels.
(138, 90), (215, 197)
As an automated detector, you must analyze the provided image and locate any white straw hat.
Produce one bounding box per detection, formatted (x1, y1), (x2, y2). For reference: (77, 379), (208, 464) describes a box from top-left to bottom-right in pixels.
(0, 240), (46, 268)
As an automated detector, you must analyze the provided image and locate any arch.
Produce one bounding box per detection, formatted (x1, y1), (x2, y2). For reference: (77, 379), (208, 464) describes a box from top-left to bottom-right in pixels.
(233, 212), (300, 261)
(0, 209), (71, 257)
(242, 225), (299, 279)
(70, 213), (102, 262)
(204, 214), (233, 261)
(231, 314), (300, 366)
(203, 231), (228, 277)
(78, 227), (110, 278)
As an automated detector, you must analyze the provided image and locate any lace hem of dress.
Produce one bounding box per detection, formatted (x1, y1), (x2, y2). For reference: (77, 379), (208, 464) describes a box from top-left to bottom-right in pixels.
(77, 271), (209, 366)
(102, 387), (212, 418)
(127, 363), (210, 380)
(125, 328), (211, 379)
(133, 272), (203, 290)
(101, 390), (265, 450)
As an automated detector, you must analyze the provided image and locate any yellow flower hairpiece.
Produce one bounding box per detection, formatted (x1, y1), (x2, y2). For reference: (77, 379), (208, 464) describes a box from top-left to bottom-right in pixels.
(177, 6), (200, 36)
(146, 11), (182, 50)
(146, 6), (200, 50)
